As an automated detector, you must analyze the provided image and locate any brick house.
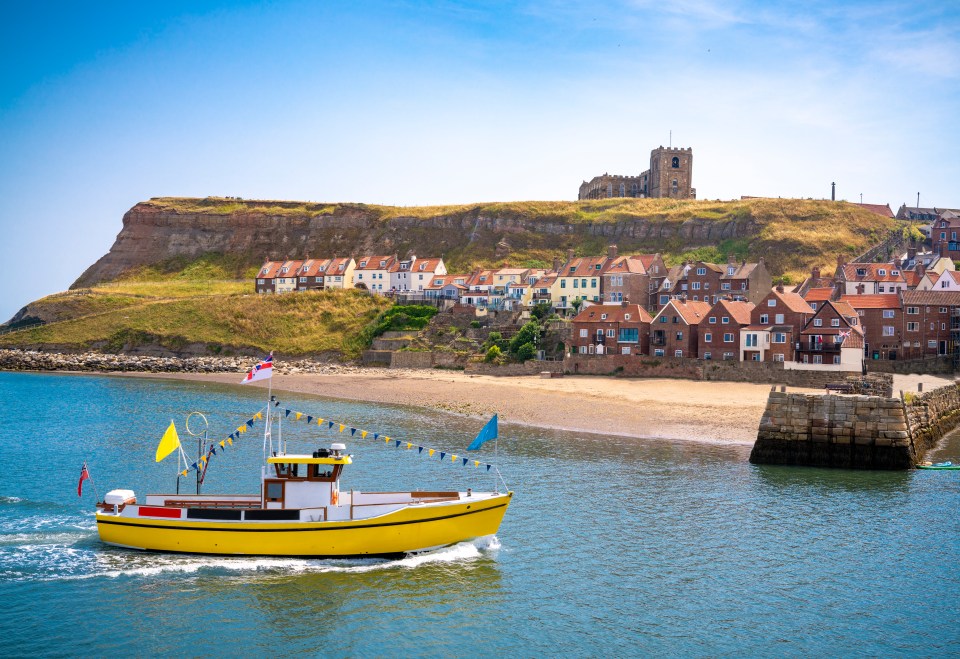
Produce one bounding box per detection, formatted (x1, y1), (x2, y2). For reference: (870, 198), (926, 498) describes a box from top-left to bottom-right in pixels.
(255, 261), (283, 294)
(295, 258), (331, 292)
(571, 303), (652, 356)
(839, 294), (902, 361)
(838, 262), (907, 295)
(796, 300), (865, 368)
(698, 299), (754, 361)
(650, 299), (712, 358)
(900, 290), (960, 358)
(322, 257), (356, 290)
(719, 258), (771, 304)
(741, 287), (815, 362)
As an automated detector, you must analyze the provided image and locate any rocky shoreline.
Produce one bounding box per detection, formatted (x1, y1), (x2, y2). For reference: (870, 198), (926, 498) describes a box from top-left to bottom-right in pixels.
(0, 349), (353, 375)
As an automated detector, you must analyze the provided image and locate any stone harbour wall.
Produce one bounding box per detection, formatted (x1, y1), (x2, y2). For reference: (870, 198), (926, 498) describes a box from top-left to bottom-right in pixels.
(750, 383), (960, 469)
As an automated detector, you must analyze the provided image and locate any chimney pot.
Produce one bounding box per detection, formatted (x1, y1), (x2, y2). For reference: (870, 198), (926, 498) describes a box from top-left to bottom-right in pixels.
(608, 244), (618, 259)
(567, 248), (575, 262)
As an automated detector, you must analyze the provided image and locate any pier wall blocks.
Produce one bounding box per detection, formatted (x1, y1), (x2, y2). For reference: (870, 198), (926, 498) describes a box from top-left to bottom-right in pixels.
(750, 383), (960, 469)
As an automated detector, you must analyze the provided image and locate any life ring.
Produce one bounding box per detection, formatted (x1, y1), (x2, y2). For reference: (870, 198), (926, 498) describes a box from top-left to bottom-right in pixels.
(331, 490), (338, 506)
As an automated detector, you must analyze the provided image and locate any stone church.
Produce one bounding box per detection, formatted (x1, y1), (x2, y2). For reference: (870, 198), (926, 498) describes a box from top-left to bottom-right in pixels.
(578, 146), (695, 200)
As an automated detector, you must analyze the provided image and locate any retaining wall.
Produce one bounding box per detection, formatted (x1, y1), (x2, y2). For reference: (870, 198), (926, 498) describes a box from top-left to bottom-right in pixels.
(750, 383), (960, 469)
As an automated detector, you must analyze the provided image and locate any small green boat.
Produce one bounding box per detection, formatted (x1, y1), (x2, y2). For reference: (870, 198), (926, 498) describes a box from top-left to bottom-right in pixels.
(916, 461), (960, 470)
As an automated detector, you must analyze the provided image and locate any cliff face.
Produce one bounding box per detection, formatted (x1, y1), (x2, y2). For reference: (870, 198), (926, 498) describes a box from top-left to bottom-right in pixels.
(72, 198), (761, 288)
(72, 196), (894, 288)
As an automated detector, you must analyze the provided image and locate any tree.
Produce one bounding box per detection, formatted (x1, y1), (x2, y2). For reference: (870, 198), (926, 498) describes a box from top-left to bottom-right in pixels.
(530, 302), (552, 322)
(484, 345), (502, 363)
(509, 320), (540, 355)
(515, 342), (535, 361)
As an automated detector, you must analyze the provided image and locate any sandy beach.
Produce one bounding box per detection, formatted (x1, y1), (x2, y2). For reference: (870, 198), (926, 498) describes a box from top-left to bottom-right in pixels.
(133, 368), (802, 444)
(122, 368), (957, 446)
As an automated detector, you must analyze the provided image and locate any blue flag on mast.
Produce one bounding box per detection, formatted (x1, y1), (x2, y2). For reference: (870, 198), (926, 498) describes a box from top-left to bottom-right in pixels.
(467, 414), (498, 451)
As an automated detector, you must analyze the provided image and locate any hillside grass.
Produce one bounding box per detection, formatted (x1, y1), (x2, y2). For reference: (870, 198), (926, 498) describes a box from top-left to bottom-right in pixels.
(1, 288), (391, 357)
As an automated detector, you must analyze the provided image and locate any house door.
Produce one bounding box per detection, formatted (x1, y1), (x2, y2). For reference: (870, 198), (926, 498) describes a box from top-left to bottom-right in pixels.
(940, 340), (947, 355)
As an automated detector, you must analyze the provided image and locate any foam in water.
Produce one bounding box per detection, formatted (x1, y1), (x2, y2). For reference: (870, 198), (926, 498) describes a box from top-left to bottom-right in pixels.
(16, 535), (503, 582)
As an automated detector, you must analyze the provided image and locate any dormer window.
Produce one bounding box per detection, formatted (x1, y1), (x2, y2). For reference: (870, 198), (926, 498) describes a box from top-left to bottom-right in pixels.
(728, 267), (735, 275)
(892, 270), (899, 276)
(318, 266), (325, 272)
(878, 269), (886, 276)
(601, 313), (607, 320)
(624, 314), (631, 320)
(419, 263), (426, 270)
(856, 268), (867, 276)
(281, 267), (288, 273)
(379, 261), (386, 267)
(697, 267), (706, 276)
(261, 268), (268, 275)
(360, 261), (367, 267)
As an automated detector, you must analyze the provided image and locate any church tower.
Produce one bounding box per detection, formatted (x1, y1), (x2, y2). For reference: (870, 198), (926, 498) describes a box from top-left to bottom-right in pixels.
(647, 146), (695, 199)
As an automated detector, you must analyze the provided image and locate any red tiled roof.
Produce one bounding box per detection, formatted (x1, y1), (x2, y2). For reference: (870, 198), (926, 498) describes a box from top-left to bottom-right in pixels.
(355, 255), (395, 271)
(772, 290), (816, 314)
(842, 263), (905, 283)
(856, 203), (894, 218)
(414, 258), (445, 273)
(562, 256), (608, 277)
(839, 294), (900, 310)
(258, 261), (283, 278)
(711, 299), (755, 325)
(803, 287), (834, 302)
(325, 257), (353, 275)
(604, 256), (647, 275)
(658, 299), (713, 325)
(572, 304), (652, 324)
(902, 290), (960, 305)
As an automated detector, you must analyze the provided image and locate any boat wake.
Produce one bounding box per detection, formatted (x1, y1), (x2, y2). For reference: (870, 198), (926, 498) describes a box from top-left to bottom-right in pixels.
(6, 535), (502, 583)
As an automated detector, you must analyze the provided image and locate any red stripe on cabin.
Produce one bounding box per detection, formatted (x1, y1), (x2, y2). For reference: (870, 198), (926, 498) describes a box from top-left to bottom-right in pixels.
(138, 506), (182, 519)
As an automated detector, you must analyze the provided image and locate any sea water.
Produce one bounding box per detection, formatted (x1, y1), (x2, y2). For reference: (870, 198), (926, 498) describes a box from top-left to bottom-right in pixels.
(0, 372), (958, 657)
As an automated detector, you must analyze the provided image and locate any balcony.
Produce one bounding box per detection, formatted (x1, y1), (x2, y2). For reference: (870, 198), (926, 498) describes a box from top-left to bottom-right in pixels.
(802, 342), (842, 353)
(651, 332), (667, 347)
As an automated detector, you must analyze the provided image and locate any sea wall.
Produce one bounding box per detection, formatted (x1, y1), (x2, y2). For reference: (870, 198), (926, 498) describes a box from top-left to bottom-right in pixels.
(562, 354), (890, 390)
(750, 383), (960, 469)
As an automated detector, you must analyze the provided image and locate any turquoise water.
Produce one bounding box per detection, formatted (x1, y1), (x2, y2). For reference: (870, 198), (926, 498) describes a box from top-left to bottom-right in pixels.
(1, 372), (959, 657)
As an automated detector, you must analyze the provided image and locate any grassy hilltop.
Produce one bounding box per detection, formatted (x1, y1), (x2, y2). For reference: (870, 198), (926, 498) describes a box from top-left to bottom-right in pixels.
(3, 196), (900, 357)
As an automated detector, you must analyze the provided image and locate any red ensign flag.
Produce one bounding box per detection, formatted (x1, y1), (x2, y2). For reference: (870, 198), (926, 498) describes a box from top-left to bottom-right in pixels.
(77, 463), (90, 497)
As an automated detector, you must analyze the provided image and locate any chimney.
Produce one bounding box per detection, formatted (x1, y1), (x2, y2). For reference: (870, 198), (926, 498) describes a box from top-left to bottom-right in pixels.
(728, 253), (736, 264)
(836, 254), (846, 269)
(908, 245), (917, 261)
(553, 257), (561, 272)
(621, 300), (628, 307)
(567, 248), (575, 262)
(941, 241), (949, 258)
(812, 266), (821, 281)
(776, 282), (785, 293)
(608, 244), (618, 259)
(917, 262), (926, 278)
(857, 283), (865, 294)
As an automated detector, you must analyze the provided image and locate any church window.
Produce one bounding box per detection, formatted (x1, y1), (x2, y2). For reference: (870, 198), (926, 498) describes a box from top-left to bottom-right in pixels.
(672, 157), (679, 168)
(672, 179), (678, 192)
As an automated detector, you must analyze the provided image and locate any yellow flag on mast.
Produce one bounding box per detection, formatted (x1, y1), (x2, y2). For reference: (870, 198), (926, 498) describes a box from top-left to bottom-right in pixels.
(155, 421), (180, 462)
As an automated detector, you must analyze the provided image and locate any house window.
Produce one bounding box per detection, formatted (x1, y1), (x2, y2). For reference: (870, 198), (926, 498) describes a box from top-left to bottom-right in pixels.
(722, 317), (730, 324)
(692, 282), (701, 290)
(561, 280), (566, 288)
(773, 332), (786, 343)
(941, 307), (948, 313)
(674, 349), (683, 357)
(709, 317), (716, 324)
(600, 314), (607, 320)
(579, 346), (587, 354)
(883, 326), (895, 336)
(907, 322), (919, 331)
(618, 328), (638, 343)
(315, 277), (322, 283)
(676, 332), (683, 340)
(775, 314), (784, 324)
(878, 269), (886, 276)
(813, 355), (823, 364)
(724, 333), (734, 343)
(907, 307), (919, 314)
(833, 356), (841, 365)
(705, 333), (712, 342)
(760, 314), (769, 324)
(831, 319), (840, 327)
(579, 329), (588, 338)
(723, 352), (735, 360)
(722, 283), (731, 290)
(660, 316), (668, 323)
(655, 349), (664, 357)
(703, 352), (712, 360)
(773, 353), (785, 362)
(746, 334), (758, 347)
(767, 299), (776, 307)
(697, 267), (706, 276)
(607, 329), (615, 338)
(257, 279), (264, 284)
(929, 340), (938, 349)
(814, 319), (823, 327)
(882, 310), (895, 318)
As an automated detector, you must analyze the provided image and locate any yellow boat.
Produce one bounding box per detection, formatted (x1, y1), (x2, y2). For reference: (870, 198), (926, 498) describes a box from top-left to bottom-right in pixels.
(96, 443), (512, 557)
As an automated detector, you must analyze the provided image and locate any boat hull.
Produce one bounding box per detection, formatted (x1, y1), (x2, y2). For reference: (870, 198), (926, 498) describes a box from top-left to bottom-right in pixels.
(96, 493), (512, 557)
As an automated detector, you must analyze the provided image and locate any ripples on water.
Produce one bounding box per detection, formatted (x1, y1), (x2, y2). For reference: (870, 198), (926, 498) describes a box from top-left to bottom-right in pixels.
(0, 372), (958, 657)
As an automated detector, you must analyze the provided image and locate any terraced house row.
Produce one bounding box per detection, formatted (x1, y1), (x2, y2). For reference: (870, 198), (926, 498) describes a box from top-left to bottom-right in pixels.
(255, 246), (771, 313)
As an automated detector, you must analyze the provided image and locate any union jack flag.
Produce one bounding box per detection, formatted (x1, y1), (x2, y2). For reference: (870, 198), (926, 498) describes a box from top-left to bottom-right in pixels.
(838, 330), (851, 339)
(240, 352), (273, 384)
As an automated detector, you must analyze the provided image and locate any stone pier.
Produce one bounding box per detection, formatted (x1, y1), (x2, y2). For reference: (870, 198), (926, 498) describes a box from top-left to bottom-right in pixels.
(750, 383), (960, 469)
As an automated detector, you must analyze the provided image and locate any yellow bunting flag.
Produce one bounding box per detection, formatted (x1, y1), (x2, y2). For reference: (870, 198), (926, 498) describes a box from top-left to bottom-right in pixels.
(295, 412), (303, 421)
(219, 441), (226, 449)
(451, 454), (458, 463)
(237, 425), (246, 434)
(254, 412), (263, 420)
(199, 455), (207, 464)
(429, 449), (435, 457)
(406, 442), (412, 449)
(339, 424), (345, 433)
(474, 461), (480, 468)
(155, 421), (180, 463)
(317, 418), (324, 425)
(361, 431), (368, 439)
(227, 438), (233, 446)
(181, 469), (188, 476)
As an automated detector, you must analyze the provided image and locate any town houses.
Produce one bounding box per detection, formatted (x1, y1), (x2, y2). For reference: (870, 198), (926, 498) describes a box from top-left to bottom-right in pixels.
(253, 205), (960, 371)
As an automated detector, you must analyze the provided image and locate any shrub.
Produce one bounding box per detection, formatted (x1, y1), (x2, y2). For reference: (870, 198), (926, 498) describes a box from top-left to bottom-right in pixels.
(469, 320), (481, 328)
(514, 342), (536, 361)
(484, 345), (502, 363)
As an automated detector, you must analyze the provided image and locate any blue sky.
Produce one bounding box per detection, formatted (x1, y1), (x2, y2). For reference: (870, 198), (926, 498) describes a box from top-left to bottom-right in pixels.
(2, 1), (958, 321)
